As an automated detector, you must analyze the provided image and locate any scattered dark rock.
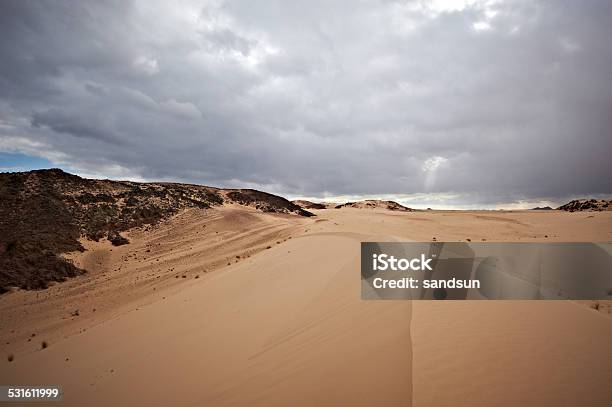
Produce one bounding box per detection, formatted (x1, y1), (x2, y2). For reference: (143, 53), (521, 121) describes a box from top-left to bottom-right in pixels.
(108, 231), (129, 246)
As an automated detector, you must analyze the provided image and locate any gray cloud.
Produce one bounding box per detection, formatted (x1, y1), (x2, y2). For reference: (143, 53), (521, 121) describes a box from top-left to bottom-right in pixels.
(0, 0), (611, 205)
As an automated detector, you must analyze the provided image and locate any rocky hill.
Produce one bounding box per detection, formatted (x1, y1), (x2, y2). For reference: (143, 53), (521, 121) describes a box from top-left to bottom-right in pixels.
(557, 199), (611, 212)
(0, 169), (311, 292)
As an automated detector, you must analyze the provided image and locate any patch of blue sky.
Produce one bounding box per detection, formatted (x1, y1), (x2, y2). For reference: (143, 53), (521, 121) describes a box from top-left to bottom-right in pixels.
(0, 152), (58, 172)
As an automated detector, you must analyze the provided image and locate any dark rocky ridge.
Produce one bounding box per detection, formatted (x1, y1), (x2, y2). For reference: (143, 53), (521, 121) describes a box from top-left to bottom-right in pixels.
(292, 200), (328, 210)
(0, 169), (312, 293)
(226, 190), (314, 217)
(557, 199), (611, 212)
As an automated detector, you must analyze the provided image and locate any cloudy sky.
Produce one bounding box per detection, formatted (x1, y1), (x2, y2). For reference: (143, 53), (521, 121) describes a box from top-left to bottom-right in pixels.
(1, 0), (611, 208)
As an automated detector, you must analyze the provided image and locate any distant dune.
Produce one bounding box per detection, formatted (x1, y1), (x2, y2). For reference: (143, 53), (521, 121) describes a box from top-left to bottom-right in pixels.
(293, 199), (415, 211)
(334, 199), (414, 211)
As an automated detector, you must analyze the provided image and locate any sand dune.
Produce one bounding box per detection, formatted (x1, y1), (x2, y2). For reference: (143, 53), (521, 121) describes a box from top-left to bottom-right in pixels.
(0, 205), (307, 355)
(333, 199), (413, 211)
(1, 206), (611, 406)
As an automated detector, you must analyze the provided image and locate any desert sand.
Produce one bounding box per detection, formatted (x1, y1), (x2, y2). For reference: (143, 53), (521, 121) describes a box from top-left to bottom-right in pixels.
(1, 206), (611, 406)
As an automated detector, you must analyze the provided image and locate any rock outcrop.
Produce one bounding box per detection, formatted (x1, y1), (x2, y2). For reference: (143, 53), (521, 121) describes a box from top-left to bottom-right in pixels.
(557, 199), (611, 212)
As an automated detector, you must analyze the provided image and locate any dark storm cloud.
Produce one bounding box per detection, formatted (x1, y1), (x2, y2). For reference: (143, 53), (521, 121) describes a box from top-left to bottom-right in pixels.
(31, 109), (126, 144)
(0, 0), (611, 205)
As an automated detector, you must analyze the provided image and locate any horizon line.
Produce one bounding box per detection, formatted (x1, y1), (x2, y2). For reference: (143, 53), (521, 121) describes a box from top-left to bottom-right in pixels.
(2, 166), (610, 211)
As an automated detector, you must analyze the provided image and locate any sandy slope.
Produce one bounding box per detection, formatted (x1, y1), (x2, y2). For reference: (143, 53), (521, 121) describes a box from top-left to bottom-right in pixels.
(1, 207), (611, 406)
(0, 205), (306, 356)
